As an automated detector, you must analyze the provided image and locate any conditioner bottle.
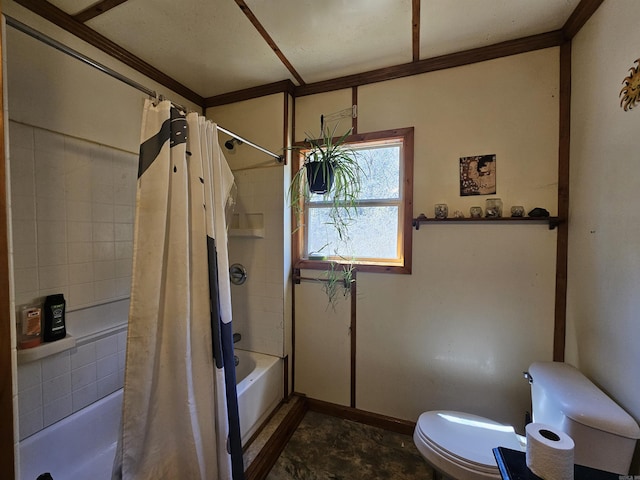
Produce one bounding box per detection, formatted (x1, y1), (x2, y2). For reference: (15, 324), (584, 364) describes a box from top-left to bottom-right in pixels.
(43, 294), (66, 342)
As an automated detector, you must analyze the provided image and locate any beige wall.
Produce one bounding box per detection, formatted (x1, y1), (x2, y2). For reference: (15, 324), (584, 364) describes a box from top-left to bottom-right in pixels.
(566, 0), (640, 446)
(295, 48), (560, 431)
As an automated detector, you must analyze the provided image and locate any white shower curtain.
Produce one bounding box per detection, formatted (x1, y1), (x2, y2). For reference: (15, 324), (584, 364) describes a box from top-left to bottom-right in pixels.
(112, 100), (244, 480)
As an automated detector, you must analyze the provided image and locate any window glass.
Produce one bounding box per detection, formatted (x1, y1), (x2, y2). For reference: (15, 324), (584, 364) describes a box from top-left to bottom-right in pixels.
(295, 127), (413, 274)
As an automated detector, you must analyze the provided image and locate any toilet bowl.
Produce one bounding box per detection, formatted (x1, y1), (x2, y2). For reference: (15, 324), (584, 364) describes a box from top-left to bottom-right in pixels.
(413, 411), (525, 480)
(414, 362), (640, 478)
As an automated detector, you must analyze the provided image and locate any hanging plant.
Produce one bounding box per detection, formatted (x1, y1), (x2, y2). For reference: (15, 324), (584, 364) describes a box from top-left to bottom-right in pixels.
(321, 261), (356, 311)
(288, 123), (365, 241)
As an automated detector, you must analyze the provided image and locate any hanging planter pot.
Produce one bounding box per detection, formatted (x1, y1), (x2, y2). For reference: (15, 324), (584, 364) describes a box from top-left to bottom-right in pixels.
(306, 161), (335, 194)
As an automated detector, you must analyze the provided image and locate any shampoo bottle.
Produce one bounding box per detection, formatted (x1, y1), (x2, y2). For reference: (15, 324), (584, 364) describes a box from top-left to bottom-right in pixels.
(43, 294), (66, 342)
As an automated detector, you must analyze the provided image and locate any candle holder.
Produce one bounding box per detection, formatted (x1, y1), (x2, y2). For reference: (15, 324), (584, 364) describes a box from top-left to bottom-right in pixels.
(485, 198), (503, 218)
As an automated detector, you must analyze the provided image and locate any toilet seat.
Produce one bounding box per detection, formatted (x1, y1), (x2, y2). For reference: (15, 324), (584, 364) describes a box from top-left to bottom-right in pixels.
(413, 411), (525, 480)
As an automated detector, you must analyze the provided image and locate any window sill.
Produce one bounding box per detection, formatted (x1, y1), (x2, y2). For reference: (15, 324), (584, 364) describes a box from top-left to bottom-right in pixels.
(294, 259), (410, 275)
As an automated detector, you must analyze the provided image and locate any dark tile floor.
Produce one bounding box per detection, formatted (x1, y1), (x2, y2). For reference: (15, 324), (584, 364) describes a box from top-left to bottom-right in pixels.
(265, 411), (434, 480)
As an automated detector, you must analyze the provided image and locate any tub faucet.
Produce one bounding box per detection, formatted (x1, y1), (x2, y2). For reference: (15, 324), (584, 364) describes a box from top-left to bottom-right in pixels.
(233, 332), (241, 344)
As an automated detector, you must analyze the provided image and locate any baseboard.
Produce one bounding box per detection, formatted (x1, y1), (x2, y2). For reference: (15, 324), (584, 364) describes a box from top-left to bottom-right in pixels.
(244, 393), (417, 479)
(305, 396), (416, 436)
(244, 394), (308, 480)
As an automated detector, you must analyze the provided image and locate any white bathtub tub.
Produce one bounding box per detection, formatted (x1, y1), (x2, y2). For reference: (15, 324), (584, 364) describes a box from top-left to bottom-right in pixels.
(235, 349), (284, 445)
(18, 349), (283, 479)
(19, 389), (122, 480)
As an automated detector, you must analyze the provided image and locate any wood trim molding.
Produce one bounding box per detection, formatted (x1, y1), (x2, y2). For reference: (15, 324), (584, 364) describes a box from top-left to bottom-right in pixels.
(350, 271), (357, 408)
(205, 80), (296, 109)
(205, 31), (563, 106)
(306, 396), (415, 436)
(554, 41), (572, 362)
(412, 0), (420, 62)
(295, 30), (564, 97)
(562, 0), (605, 40)
(13, 0), (204, 107)
(73, 0), (130, 23)
(0, 9), (16, 475)
(234, 0), (305, 87)
(244, 396), (307, 480)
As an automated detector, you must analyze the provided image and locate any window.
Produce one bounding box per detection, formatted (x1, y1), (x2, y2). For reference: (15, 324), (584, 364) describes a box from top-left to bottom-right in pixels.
(293, 127), (414, 274)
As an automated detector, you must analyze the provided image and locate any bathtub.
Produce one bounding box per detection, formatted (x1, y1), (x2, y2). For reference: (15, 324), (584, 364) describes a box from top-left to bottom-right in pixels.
(18, 349), (282, 479)
(19, 389), (122, 480)
(235, 349), (284, 445)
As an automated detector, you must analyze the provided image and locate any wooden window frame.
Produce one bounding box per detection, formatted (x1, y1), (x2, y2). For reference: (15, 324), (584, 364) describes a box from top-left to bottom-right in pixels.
(293, 127), (414, 274)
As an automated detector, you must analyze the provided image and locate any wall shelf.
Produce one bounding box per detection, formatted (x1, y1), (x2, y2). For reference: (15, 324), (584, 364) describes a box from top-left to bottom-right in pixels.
(17, 334), (76, 364)
(412, 214), (561, 230)
(229, 228), (265, 238)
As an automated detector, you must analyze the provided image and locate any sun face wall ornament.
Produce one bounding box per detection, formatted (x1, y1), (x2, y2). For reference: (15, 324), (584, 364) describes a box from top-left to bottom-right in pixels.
(620, 58), (640, 111)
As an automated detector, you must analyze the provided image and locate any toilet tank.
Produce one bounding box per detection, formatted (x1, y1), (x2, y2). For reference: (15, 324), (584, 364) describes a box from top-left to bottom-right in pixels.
(528, 361), (640, 475)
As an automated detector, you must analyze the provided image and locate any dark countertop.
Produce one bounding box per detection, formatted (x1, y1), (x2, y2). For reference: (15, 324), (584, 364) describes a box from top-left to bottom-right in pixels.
(493, 447), (621, 480)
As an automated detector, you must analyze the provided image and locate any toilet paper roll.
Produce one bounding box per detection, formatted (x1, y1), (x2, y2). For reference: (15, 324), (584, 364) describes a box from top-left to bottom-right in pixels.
(526, 423), (575, 480)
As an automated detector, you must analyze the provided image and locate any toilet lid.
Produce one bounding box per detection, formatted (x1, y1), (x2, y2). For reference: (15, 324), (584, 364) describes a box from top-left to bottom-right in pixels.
(416, 411), (524, 469)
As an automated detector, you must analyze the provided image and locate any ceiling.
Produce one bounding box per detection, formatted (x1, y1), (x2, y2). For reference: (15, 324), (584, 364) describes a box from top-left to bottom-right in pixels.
(13, 0), (586, 105)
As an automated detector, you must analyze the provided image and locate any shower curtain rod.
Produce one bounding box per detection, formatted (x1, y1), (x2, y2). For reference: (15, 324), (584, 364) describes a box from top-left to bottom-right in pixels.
(5, 15), (285, 164)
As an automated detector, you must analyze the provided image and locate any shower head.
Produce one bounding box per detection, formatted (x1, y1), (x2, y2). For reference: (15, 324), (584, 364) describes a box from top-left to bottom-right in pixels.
(224, 138), (243, 151)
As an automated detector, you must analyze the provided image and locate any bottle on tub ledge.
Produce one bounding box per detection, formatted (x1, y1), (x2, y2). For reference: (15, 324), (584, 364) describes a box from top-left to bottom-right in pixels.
(18, 304), (42, 349)
(43, 293), (66, 342)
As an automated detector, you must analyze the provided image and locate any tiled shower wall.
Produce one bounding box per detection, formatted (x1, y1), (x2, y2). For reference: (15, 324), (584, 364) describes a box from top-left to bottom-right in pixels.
(8, 121), (136, 439)
(228, 166), (285, 358)
(17, 327), (127, 440)
(9, 121), (137, 310)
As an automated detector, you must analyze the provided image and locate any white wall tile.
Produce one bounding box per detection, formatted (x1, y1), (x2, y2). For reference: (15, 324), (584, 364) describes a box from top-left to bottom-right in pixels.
(68, 242), (93, 264)
(94, 279), (116, 301)
(114, 241), (132, 260)
(71, 363), (96, 391)
(41, 352), (70, 379)
(38, 265), (68, 290)
(92, 203), (114, 223)
(65, 170), (92, 201)
(19, 384), (42, 414)
(72, 383), (97, 412)
(17, 361), (41, 392)
(67, 221), (92, 242)
(66, 201), (92, 222)
(117, 331), (127, 352)
(9, 122), (34, 150)
(37, 242), (68, 267)
(19, 407), (43, 440)
(93, 261), (115, 281)
(97, 354), (117, 379)
(36, 196), (66, 221)
(114, 223), (133, 241)
(70, 343), (96, 370)
(43, 394), (72, 427)
(92, 242), (114, 262)
(13, 242), (38, 269)
(113, 205), (134, 223)
(97, 373), (119, 398)
(68, 263), (93, 285)
(13, 267), (38, 294)
(34, 128), (64, 154)
(92, 222), (114, 242)
(96, 335), (117, 360)
(115, 277), (131, 297)
(11, 196), (36, 221)
(42, 373), (71, 404)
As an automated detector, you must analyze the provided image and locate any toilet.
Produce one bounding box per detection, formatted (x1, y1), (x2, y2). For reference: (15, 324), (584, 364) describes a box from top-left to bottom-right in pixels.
(413, 362), (640, 480)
